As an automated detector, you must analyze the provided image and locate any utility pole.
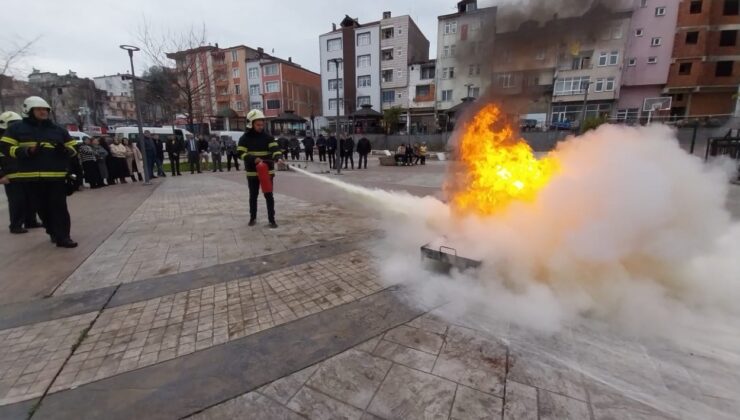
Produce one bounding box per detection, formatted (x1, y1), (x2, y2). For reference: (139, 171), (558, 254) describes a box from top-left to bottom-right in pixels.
(579, 80), (591, 132)
(120, 44), (150, 185)
(329, 58), (343, 175)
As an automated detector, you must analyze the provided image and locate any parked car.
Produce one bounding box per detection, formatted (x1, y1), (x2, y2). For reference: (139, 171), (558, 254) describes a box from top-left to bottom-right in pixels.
(519, 119), (538, 131)
(550, 120), (577, 131)
(68, 131), (92, 144)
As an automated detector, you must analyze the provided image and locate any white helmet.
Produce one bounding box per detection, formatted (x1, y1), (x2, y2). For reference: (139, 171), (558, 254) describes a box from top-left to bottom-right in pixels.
(246, 109), (266, 128)
(22, 96), (51, 117)
(0, 111), (22, 130)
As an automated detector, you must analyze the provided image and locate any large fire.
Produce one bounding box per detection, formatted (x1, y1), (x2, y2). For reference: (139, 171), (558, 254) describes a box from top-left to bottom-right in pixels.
(451, 104), (558, 215)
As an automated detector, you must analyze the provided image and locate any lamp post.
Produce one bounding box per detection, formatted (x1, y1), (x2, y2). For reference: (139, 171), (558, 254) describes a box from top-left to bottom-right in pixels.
(329, 58), (343, 175)
(119, 44), (150, 185)
(579, 80), (591, 133)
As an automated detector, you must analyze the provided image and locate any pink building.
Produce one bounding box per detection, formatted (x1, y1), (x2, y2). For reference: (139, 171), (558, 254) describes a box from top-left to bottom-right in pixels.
(617, 0), (679, 122)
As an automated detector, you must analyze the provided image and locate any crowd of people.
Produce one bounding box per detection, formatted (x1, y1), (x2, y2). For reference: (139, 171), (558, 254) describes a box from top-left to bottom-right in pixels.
(394, 142), (429, 166)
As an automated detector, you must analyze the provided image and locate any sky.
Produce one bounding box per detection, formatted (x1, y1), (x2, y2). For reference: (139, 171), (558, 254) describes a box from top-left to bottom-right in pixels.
(1, 0), (498, 80)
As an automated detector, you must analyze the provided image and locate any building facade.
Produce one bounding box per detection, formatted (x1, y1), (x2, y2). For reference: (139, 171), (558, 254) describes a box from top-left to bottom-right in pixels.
(665, 0), (740, 117)
(93, 74), (136, 125)
(408, 60), (437, 133)
(27, 69), (107, 130)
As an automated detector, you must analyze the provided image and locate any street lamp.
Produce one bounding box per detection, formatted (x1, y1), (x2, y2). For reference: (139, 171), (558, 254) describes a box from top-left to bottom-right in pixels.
(329, 58), (343, 175)
(119, 44), (150, 185)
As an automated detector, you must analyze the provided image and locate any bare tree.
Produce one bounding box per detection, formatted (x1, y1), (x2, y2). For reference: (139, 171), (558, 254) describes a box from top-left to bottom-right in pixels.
(136, 19), (213, 133)
(0, 35), (40, 110)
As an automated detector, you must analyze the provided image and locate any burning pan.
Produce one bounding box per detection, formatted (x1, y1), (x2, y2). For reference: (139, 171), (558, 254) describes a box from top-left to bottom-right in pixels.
(420, 243), (482, 273)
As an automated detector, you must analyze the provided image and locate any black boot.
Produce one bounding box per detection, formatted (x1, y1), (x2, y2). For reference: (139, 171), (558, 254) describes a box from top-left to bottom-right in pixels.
(56, 238), (78, 248)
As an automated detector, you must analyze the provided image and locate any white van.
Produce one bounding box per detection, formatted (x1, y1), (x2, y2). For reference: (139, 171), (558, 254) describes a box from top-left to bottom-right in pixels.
(113, 126), (193, 143)
(211, 130), (243, 143)
(68, 131), (92, 144)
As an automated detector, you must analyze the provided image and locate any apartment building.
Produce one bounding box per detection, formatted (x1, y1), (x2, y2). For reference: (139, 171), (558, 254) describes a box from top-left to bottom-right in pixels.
(93, 74), (136, 124)
(408, 60), (437, 133)
(246, 53), (321, 120)
(319, 12), (429, 132)
(618, 0), (679, 122)
(665, 0), (740, 117)
(436, 0), (497, 111)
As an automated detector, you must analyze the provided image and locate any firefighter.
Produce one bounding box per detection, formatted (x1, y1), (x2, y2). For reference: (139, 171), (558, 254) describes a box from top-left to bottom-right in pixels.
(0, 97), (78, 248)
(0, 111), (41, 233)
(237, 109), (283, 228)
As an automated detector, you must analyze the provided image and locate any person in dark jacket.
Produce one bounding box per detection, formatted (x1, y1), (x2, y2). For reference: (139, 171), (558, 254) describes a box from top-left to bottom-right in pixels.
(302, 135), (315, 162)
(97, 136), (113, 185)
(165, 135), (184, 176)
(356, 137), (371, 169)
(79, 137), (103, 188)
(316, 135), (327, 162)
(277, 135), (290, 160)
(0, 96), (78, 247)
(327, 135), (338, 169)
(342, 136), (355, 170)
(404, 143), (414, 166)
(185, 135), (201, 174)
(141, 131), (157, 179)
(0, 111), (41, 233)
(237, 109), (283, 228)
(288, 136), (301, 160)
(198, 136), (210, 170)
(223, 136), (240, 171)
(153, 134), (166, 177)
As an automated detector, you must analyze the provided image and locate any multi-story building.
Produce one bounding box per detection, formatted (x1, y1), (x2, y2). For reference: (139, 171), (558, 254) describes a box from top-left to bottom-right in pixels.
(319, 12), (429, 132)
(27, 69), (107, 129)
(93, 74), (136, 125)
(408, 60), (437, 133)
(665, 0), (740, 117)
(618, 0), (679, 122)
(436, 0), (497, 111)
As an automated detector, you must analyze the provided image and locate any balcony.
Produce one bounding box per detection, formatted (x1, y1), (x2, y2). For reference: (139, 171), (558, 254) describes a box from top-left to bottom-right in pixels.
(213, 62), (226, 72)
(215, 78), (229, 87)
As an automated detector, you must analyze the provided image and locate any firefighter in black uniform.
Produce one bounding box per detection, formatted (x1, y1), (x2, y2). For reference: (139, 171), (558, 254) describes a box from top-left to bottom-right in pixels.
(237, 109), (284, 229)
(0, 111), (41, 234)
(0, 96), (78, 248)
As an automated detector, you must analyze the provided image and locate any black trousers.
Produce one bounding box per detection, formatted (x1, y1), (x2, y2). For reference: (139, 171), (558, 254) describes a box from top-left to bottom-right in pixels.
(305, 149), (314, 161)
(247, 176), (275, 223)
(26, 181), (71, 240)
(226, 153), (240, 171)
(343, 152), (354, 169)
(290, 149), (300, 160)
(318, 147), (327, 162)
(358, 153), (368, 169)
(188, 152), (201, 173)
(4, 182), (35, 230)
(328, 149), (336, 168)
(169, 153), (180, 175)
(211, 153), (222, 171)
(82, 160), (104, 187)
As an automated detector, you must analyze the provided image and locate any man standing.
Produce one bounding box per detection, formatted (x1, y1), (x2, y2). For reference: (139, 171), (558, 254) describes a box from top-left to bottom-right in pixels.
(153, 134), (166, 177)
(237, 109), (283, 228)
(0, 111), (41, 233)
(141, 131), (157, 179)
(316, 134), (327, 162)
(209, 135), (223, 172)
(165, 134), (184, 176)
(327, 134), (337, 169)
(289, 136), (301, 160)
(302, 134), (315, 162)
(356, 136), (371, 169)
(277, 134), (290, 160)
(223, 136), (240, 171)
(342, 136), (355, 170)
(185, 134), (201, 174)
(0, 96), (78, 247)
(198, 136), (210, 171)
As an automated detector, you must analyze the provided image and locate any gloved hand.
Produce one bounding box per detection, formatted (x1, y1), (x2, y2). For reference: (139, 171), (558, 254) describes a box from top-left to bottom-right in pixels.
(25, 146), (39, 158)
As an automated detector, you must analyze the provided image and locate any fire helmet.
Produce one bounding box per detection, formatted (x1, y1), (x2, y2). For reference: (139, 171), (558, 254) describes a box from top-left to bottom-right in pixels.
(22, 96), (51, 117)
(246, 109), (266, 128)
(0, 111), (22, 130)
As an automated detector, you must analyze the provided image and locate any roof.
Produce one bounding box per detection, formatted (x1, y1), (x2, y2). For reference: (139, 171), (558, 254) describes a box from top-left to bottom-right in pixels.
(446, 97), (476, 115)
(438, 5), (496, 21)
(352, 104), (383, 118)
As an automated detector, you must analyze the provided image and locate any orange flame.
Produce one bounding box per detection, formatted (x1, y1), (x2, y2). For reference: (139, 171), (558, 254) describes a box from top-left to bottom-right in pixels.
(451, 103), (558, 215)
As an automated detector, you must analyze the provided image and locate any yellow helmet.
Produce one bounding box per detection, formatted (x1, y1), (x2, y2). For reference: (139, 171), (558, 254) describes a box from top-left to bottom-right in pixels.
(0, 111), (22, 130)
(22, 96), (51, 117)
(246, 109), (266, 128)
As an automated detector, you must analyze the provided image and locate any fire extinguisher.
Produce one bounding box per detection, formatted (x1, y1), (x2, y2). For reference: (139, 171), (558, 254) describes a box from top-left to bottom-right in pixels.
(256, 159), (273, 193)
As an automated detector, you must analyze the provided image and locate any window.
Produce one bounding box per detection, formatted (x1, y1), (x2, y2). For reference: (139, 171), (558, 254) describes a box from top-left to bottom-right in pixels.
(265, 81), (279, 93)
(328, 79), (343, 91)
(381, 69), (393, 83)
(640, 0), (647, 7)
(554, 76), (590, 96)
(470, 87), (480, 98)
(266, 99), (281, 110)
(251, 102), (263, 110)
(720, 30), (737, 46)
(396, 47), (403, 57)
(327, 38), (342, 52)
(444, 21), (458, 35)
(686, 31), (699, 44)
(469, 65), (480, 76)
(651, 37), (662, 46)
(421, 66), (435, 79)
(635, 28), (644, 37)
(498, 73), (515, 88)
(679, 62), (693, 75)
(357, 75), (371, 87)
(442, 67), (455, 79)
(594, 78), (604, 92)
(382, 48), (394, 61)
(647, 56), (658, 64)
(232, 68), (239, 78)
(382, 27), (394, 39)
(357, 54), (371, 68)
(357, 32), (371, 46)
(236, 101), (243, 111)
(724, 0), (739, 15)
(381, 90), (395, 103)
(263, 64), (278, 76)
(328, 98), (343, 110)
(397, 28), (403, 35)
(249, 84), (260, 96)
(443, 45), (456, 57)
(248, 68), (259, 79)
(598, 52), (608, 66)
(327, 60), (343, 72)
(655, 6), (666, 16)
(397, 69), (403, 79)
(690, 1), (702, 13)
(716, 61), (734, 76)
(605, 77), (615, 91)
(357, 96), (371, 107)
(628, 58), (637, 66)
(609, 51), (619, 65)
(415, 85), (431, 97)
(231, 50), (238, 61)
(234, 84), (241, 95)
(441, 89), (453, 102)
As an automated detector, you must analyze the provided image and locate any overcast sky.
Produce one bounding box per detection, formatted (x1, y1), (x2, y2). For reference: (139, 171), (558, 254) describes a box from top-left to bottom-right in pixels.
(2, 0), (499, 80)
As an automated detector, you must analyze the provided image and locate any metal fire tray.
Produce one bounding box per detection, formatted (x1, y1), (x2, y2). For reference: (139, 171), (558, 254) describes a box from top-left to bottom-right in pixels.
(420, 243), (482, 273)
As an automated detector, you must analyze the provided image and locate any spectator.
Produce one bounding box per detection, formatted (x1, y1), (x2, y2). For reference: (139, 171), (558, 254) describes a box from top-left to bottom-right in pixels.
(343, 136), (355, 170)
(418, 142), (428, 166)
(141, 131), (158, 180)
(97, 136), (114, 184)
(92, 137), (110, 186)
(109, 138), (130, 184)
(79, 137), (103, 188)
(302, 135), (315, 162)
(395, 144), (406, 165)
(327, 134), (338, 169)
(356, 137), (371, 169)
(153, 134), (166, 177)
(198, 136), (210, 170)
(278, 134), (290, 160)
(316, 134), (327, 162)
(289, 136), (301, 160)
(165, 135), (184, 176)
(405, 143), (414, 166)
(185, 134), (202, 174)
(223, 136), (240, 171)
(122, 138), (142, 182)
(209, 135), (224, 172)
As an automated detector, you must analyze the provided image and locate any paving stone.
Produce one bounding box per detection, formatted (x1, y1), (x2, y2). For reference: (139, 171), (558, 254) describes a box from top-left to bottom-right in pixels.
(538, 388), (591, 420)
(259, 364), (320, 405)
(383, 325), (444, 355)
(306, 349), (391, 409)
(368, 364), (456, 420)
(432, 325), (508, 396)
(372, 340), (437, 372)
(507, 348), (587, 401)
(503, 381), (538, 420)
(451, 385), (503, 420)
(189, 391), (304, 420)
(406, 314), (449, 335)
(587, 382), (678, 420)
(288, 386), (364, 420)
